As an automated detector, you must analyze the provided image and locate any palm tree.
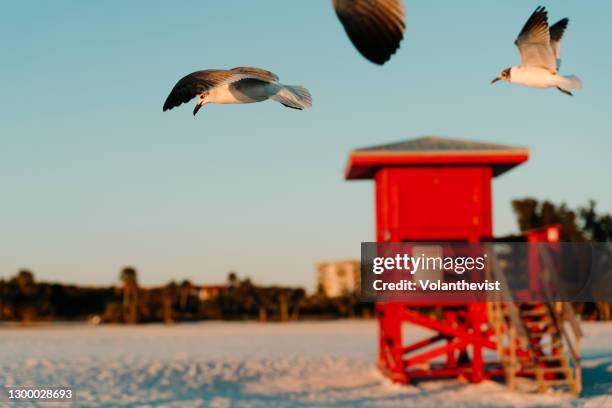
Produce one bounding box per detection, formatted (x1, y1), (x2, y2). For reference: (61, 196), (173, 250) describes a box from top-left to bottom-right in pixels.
(13, 270), (37, 323)
(179, 280), (193, 311)
(290, 288), (306, 321)
(162, 281), (178, 324)
(227, 271), (239, 288)
(16, 269), (35, 295)
(254, 287), (270, 322)
(119, 267), (139, 324)
(278, 290), (289, 322)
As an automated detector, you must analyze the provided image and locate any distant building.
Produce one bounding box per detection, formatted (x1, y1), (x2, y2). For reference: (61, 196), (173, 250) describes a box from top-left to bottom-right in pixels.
(316, 260), (360, 297)
(198, 285), (227, 301)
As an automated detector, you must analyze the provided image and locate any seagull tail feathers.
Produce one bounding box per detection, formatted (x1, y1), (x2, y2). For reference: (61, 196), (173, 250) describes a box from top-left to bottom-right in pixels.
(561, 75), (583, 91)
(270, 85), (312, 110)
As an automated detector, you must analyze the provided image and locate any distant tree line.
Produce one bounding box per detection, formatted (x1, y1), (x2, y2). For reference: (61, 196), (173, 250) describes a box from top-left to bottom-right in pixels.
(1, 198), (610, 324)
(0, 269), (115, 323)
(0, 268), (370, 324)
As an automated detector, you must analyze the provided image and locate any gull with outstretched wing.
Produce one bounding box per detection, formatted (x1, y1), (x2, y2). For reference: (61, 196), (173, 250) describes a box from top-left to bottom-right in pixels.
(491, 6), (582, 95)
(163, 67), (312, 115)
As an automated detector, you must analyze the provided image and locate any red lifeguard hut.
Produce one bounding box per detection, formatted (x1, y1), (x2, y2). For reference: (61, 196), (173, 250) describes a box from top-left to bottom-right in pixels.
(345, 136), (582, 393)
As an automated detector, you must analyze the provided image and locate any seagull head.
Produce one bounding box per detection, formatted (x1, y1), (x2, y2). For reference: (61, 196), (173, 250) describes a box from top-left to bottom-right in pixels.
(491, 68), (511, 84)
(193, 93), (208, 116)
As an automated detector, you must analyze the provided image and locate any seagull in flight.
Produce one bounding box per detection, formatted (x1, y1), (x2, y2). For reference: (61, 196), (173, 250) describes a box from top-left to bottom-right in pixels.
(332, 0), (405, 65)
(491, 6), (582, 96)
(163, 67), (312, 115)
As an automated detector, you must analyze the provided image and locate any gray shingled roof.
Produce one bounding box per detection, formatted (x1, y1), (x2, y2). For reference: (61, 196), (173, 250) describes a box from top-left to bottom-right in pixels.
(356, 136), (525, 152)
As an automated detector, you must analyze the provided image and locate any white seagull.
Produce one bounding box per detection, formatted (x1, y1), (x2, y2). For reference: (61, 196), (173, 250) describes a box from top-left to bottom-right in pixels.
(332, 0), (405, 65)
(163, 67), (312, 115)
(491, 6), (582, 96)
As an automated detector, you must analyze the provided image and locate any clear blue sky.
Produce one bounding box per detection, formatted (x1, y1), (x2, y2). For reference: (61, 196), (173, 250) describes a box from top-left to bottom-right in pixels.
(1, 1), (611, 289)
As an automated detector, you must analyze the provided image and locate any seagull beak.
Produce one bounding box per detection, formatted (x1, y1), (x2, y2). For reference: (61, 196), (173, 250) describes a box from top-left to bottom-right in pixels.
(491, 77), (501, 84)
(193, 103), (203, 116)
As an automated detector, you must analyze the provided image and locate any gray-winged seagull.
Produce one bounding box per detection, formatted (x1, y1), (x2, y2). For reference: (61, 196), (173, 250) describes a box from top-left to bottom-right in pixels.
(491, 6), (582, 95)
(332, 0), (405, 65)
(163, 67), (312, 115)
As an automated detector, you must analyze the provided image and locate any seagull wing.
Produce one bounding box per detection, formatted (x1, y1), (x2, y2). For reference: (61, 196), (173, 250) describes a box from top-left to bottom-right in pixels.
(514, 6), (557, 72)
(230, 67), (279, 83)
(549, 18), (569, 69)
(332, 0), (405, 65)
(163, 70), (267, 111)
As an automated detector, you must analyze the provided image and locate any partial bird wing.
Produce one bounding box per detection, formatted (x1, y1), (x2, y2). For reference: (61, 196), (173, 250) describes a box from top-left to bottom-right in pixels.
(230, 67), (279, 83)
(514, 6), (557, 72)
(549, 18), (569, 69)
(163, 69), (275, 111)
(332, 0), (405, 65)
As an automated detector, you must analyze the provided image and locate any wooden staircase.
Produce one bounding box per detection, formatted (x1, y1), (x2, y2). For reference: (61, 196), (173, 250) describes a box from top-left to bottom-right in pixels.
(488, 301), (582, 394)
